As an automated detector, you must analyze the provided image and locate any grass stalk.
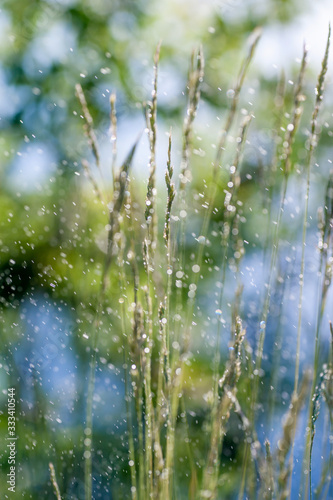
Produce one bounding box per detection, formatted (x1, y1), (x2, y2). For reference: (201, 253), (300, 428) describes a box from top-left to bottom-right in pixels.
(238, 43), (308, 500)
(49, 462), (62, 500)
(295, 24), (331, 500)
(255, 43), (308, 405)
(76, 84), (139, 500)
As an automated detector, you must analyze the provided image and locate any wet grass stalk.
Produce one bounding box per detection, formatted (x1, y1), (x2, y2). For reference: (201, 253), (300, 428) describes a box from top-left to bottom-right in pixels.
(258, 440), (274, 500)
(195, 28), (261, 283)
(49, 462), (62, 500)
(174, 47), (204, 352)
(142, 43), (162, 500)
(262, 70), (286, 258)
(321, 324), (333, 496)
(76, 85), (139, 500)
(294, 27), (330, 396)
(237, 44), (309, 500)
(155, 133), (175, 497)
(131, 299), (146, 500)
(275, 372), (310, 500)
(200, 318), (246, 499)
(294, 24), (331, 500)
(171, 35), (262, 492)
(201, 115), (250, 499)
(179, 46), (205, 192)
(117, 225), (138, 499)
(304, 172), (333, 499)
(110, 92), (117, 182)
(126, 179), (146, 500)
(253, 43), (308, 411)
(214, 27), (261, 177)
(156, 52), (205, 499)
(163, 131), (175, 369)
(175, 43), (262, 492)
(267, 267), (289, 424)
(111, 93), (138, 498)
(75, 83), (108, 205)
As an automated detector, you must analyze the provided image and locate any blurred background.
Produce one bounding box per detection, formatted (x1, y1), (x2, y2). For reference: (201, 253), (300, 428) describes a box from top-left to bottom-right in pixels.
(0, 0), (333, 498)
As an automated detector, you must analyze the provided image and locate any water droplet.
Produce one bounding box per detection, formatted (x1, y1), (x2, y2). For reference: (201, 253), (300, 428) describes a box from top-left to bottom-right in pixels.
(260, 321), (266, 329)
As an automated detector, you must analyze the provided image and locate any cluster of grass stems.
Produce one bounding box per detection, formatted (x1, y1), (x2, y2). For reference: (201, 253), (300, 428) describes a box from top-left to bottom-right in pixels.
(51, 25), (333, 500)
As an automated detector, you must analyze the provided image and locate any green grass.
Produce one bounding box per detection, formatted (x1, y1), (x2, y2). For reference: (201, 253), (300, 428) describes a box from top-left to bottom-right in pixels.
(67, 26), (333, 500)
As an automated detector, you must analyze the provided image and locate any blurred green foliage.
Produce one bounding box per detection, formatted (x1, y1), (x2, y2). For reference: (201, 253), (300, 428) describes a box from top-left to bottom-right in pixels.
(1, 0), (332, 498)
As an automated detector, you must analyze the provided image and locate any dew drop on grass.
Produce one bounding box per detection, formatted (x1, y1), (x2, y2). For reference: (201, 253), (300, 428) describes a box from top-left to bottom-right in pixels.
(260, 321), (266, 330)
(192, 264), (200, 273)
(226, 89), (235, 99)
